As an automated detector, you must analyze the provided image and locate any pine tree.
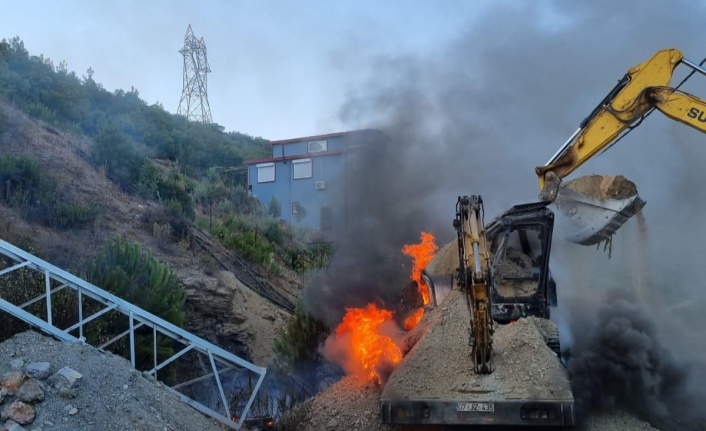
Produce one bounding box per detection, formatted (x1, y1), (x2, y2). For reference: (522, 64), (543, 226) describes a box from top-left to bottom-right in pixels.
(87, 238), (186, 368)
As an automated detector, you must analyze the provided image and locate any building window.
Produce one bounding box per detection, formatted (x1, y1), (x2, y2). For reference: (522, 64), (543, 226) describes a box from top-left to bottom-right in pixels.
(308, 140), (327, 153)
(292, 202), (300, 214)
(256, 163), (275, 183)
(293, 158), (312, 179)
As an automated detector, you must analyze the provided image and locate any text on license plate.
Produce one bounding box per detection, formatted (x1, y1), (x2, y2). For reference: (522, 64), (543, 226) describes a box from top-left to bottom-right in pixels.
(456, 402), (495, 412)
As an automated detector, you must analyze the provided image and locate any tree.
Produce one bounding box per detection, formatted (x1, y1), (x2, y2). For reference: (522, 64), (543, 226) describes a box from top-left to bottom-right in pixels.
(268, 196), (282, 218)
(87, 238), (186, 367)
(274, 305), (329, 366)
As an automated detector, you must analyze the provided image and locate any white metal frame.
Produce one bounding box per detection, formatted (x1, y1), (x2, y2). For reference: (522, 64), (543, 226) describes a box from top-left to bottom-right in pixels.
(0, 240), (265, 430)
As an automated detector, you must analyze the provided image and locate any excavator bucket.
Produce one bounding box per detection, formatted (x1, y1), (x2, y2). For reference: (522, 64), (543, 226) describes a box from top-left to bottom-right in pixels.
(553, 175), (646, 245)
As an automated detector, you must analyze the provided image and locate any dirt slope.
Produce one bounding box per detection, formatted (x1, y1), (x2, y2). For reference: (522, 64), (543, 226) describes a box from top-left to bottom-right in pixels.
(0, 101), (288, 367)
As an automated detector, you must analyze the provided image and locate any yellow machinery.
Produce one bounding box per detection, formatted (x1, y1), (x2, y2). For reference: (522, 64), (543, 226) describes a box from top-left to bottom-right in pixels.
(453, 195), (493, 374)
(537, 48), (706, 245)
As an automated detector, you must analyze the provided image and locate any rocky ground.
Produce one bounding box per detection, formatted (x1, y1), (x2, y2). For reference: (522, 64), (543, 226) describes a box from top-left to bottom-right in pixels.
(0, 331), (232, 431)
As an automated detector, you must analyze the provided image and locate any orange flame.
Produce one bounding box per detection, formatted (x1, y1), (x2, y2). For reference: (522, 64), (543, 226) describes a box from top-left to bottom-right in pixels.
(402, 307), (425, 331)
(402, 232), (439, 306)
(334, 303), (403, 383)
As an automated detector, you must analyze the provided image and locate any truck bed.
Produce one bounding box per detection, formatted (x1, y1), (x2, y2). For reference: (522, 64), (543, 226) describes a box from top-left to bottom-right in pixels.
(380, 288), (575, 427)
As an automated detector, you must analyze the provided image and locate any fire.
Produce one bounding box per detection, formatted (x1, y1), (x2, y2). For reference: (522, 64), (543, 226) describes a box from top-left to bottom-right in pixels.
(324, 232), (438, 384)
(402, 232), (439, 306)
(402, 307), (424, 331)
(334, 303), (403, 383)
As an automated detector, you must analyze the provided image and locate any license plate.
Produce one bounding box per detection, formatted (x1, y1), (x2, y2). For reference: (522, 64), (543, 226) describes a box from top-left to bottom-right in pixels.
(456, 402), (495, 412)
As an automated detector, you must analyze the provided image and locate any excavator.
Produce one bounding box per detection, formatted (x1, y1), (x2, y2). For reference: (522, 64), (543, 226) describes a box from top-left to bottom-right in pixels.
(539, 48), (706, 245)
(382, 48), (706, 427)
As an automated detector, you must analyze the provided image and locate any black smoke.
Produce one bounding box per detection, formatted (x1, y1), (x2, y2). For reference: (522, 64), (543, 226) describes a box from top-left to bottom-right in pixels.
(303, 4), (706, 426)
(567, 294), (696, 426)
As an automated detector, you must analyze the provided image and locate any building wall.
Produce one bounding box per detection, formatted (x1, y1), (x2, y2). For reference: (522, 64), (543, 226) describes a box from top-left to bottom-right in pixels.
(247, 130), (385, 232)
(271, 135), (348, 159)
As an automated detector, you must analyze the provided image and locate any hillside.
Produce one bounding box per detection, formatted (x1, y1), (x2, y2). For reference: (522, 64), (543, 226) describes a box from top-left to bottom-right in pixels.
(0, 100), (290, 367)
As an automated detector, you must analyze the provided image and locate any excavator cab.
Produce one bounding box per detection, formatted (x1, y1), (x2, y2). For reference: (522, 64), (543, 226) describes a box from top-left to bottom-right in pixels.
(485, 201), (558, 323)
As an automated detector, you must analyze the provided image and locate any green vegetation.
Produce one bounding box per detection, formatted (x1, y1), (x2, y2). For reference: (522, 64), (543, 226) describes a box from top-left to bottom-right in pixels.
(0, 154), (98, 229)
(0, 37), (269, 191)
(0, 36), (333, 279)
(0, 253), (82, 342)
(274, 304), (330, 366)
(268, 195), (282, 219)
(87, 238), (186, 367)
(0, 239), (186, 370)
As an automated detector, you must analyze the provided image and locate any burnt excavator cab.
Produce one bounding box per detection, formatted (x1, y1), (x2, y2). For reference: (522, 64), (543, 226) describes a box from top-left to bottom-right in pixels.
(485, 201), (557, 324)
(381, 201), (573, 428)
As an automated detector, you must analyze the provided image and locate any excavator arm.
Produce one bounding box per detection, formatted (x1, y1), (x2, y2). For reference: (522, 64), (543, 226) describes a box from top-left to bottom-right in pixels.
(454, 195), (493, 374)
(535, 48), (706, 243)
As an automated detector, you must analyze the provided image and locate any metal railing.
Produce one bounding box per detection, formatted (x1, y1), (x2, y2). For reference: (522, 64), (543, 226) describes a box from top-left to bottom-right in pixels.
(0, 239), (265, 430)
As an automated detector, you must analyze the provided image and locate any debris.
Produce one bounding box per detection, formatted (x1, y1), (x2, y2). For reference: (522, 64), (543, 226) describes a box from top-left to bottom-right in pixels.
(0, 402), (35, 425)
(564, 174), (638, 200)
(46, 367), (82, 391)
(25, 363), (50, 380)
(16, 380), (44, 404)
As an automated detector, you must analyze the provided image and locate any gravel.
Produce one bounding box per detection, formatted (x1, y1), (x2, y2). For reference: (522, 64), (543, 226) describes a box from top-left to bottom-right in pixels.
(578, 409), (659, 431)
(0, 331), (229, 431)
(303, 291), (663, 430)
(382, 288), (571, 401)
(564, 174), (638, 200)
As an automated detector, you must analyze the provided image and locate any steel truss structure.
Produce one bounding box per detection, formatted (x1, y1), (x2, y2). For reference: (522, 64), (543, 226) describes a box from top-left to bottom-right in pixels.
(177, 24), (213, 123)
(0, 239), (264, 430)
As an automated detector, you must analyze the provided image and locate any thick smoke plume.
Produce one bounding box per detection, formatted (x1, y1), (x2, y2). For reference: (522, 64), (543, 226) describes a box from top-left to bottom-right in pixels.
(567, 295), (692, 425)
(303, 2), (706, 426)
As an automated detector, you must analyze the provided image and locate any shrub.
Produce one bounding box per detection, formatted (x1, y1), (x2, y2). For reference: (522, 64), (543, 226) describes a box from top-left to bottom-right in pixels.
(87, 238), (186, 367)
(264, 220), (284, 246)
(157, 166), (195, 220)
(137, 159), (159, 199)
(213, 216), (274, 264)
(0, 256), (82, 342)
(53, 203), (98, 230)
(273, 305), (329, 366)
(268, 196), (282, 218)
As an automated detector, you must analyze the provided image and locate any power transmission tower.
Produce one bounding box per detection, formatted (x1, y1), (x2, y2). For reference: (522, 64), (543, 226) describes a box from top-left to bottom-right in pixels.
(177, 25), (212, 123)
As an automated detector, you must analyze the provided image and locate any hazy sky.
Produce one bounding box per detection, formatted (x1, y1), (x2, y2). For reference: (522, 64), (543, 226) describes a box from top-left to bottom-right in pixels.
(0, 0), (501, 140)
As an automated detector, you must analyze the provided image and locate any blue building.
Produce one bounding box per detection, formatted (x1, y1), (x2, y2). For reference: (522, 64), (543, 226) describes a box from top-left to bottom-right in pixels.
(245, 129), (385, 232)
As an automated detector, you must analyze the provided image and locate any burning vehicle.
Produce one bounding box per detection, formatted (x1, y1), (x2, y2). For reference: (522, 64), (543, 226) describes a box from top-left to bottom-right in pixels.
(379, 198), (573, 427)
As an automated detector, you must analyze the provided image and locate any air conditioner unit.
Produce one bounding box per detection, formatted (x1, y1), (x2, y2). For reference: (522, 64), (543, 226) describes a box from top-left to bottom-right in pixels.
(315, 181), (326, 190)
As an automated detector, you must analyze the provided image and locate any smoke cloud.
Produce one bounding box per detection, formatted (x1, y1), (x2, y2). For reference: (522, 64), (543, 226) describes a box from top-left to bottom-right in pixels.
(566, 294), (695, 426)
(303, 2), (706, 426)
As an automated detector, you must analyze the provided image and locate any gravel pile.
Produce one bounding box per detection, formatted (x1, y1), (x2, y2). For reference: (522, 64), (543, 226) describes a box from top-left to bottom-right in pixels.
(300, 375), (398, 431)
(382, 289), (571, 401)
(564, 174), (638, 200)
(302, 290), (662, 430)
(0, 331), (228, 431)
(578, 409), (658, 431)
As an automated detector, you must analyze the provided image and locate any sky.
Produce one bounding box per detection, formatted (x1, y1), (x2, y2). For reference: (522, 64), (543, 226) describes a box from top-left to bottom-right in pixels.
(0, 0), (491, 140)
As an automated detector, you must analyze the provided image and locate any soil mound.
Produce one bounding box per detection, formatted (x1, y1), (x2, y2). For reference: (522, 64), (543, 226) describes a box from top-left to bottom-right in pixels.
(564, 175), (638, 200)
